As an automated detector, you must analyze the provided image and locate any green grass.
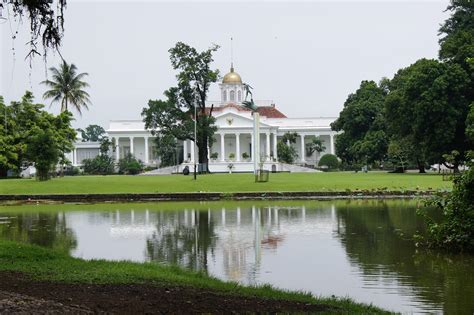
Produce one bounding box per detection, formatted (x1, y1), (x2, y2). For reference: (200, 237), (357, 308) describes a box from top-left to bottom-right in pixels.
(0, 240), (392, 314)
(0, 172), (450, 195)
(0, 199), (420, 214)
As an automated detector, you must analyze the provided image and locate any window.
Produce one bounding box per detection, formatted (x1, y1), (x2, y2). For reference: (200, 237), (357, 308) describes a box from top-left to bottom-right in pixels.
(238, 90), (242, 102)
(222, 90), (227, 102)
(230, 90), (235, 101)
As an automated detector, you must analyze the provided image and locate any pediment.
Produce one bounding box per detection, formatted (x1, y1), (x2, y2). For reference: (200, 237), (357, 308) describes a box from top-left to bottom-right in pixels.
(214, 112), (270, 128)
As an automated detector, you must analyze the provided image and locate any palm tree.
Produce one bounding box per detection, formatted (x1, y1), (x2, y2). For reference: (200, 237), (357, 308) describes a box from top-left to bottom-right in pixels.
(41, 61), (91, 114)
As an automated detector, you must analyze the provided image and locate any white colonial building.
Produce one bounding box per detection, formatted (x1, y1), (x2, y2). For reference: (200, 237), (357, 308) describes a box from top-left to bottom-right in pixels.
(69, 65), (338, 173)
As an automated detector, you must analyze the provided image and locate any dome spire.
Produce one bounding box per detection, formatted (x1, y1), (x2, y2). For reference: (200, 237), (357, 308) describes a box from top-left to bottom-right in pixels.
(230, 37), (234, 71)
(222, 37), (242, 84)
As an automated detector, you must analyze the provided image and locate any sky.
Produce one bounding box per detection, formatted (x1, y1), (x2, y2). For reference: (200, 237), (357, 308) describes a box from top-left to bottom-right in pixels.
(1, 0), (450, 129)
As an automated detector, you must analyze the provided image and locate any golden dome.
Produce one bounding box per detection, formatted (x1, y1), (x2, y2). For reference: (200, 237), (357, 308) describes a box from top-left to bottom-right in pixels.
(222, 65), (242, 84)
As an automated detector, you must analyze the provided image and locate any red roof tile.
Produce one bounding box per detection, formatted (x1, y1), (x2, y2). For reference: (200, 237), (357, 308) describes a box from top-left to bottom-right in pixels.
(211, 103), (287, 118)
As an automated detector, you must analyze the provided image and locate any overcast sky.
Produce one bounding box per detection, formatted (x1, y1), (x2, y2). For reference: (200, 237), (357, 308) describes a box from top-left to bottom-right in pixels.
(1, 0), (450, 129)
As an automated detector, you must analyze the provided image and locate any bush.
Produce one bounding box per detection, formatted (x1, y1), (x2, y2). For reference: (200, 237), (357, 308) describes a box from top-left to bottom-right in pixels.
(83, 155), (115, 175)
(277, 141), (298, 164)
(118, 153), (144, 175)
(64, 166), (81, 176)
(318, 154), (339, 170)
(210, 152), (218, 160)
(416, 156), (474, 253)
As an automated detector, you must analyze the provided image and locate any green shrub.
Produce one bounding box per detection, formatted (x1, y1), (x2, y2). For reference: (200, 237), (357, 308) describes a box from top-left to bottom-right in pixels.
(210, 152), (218, 160)
(118, 153), (144, 175)
(64, 166), (81, 176)
(83, 155), (115, 175)
(318, 154), (339, 170)
(277, 141), (298, 164)
(416, 155), (474, 253)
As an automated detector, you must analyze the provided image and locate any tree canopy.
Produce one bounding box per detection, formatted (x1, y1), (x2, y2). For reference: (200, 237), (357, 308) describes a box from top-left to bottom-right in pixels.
(331, 80), (388, 166)
(0, 92), (75, 179)
(385, 59), (470, 170)
(142, 43), (220, 170)
(78, 125), (105, 142)
(42, 61), (91, 114)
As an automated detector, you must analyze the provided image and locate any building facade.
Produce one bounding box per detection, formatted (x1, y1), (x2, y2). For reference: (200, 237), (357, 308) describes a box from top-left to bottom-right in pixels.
(70, 65), (338, 173)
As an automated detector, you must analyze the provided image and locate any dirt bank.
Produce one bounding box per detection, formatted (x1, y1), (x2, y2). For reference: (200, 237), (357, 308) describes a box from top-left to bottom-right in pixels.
(0, 272), (333, 314)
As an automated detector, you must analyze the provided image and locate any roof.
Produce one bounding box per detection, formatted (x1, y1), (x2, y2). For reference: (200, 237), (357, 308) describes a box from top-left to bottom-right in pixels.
(212, 103), (287, 118)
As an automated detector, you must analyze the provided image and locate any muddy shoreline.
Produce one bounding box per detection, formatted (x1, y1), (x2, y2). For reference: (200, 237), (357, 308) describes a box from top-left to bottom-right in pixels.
(0, 271), (332, 314)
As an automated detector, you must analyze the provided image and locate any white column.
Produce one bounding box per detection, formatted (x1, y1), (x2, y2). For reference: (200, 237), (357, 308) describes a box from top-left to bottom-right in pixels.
(190, 140), (195, 163)
(300, 134), (305, 163)
(253, 112), (260, 173)
(251, 132), (254, 162)
(330, 133), (335, 155)
(266, 132), (270, 161)
(236, 133), (241, 162)
(183, 140), (188, 162)
(115, 137), (120, 161)
(129, 137), (134, 155)
(73, 149), (77, 165)
(144, 136), (149, 164)
(220, 133), (225, 161)
(273, 133), (278, 161)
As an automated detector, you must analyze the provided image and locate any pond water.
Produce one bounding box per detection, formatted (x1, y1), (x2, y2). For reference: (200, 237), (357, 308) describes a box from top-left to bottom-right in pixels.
(0, 200), (472, 314)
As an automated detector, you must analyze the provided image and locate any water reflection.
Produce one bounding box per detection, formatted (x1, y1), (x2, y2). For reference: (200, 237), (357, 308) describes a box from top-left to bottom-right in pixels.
(0, 200), (473, 314)
(0, 212), (76, 253)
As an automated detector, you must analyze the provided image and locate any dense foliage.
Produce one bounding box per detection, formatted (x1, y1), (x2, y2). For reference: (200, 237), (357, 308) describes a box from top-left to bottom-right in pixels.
(82, 138), (115, 175)
(331, 81), (388, 167)
(155, 134), (180, 167)
(277, 132), (298, 164)
(142, 43), (219, 172)
(332, 1), (472, 173)
(385, 59), (469, 172)
(118, 153), (144, 175)
(318, 154), (339, 170)
(0, 92), (75, 179)
(77, 125), (105, 142)
(417, 158), (473, 253)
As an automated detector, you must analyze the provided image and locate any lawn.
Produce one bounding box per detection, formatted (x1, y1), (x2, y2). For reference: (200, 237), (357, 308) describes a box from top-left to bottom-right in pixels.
(0, 172), (450, 195)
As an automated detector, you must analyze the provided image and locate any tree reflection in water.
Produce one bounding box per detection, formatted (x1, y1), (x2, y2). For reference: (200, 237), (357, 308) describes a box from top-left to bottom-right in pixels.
(146, 209), (217, 273)
(0, 212), (77, 254)
(334, 199), (474, 315)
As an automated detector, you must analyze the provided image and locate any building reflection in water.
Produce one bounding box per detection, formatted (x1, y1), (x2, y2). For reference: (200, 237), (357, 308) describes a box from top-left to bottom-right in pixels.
(2, 200), (472, 314)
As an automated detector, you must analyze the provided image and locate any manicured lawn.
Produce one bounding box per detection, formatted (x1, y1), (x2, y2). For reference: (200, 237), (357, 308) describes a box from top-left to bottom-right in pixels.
(0, 240), (391, 313)
(0, 172), (450, 195)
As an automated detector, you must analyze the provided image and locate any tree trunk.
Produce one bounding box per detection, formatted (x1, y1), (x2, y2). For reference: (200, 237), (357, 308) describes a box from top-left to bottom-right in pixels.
(453, 162), (460, 173)
(417, 159), (426, 173)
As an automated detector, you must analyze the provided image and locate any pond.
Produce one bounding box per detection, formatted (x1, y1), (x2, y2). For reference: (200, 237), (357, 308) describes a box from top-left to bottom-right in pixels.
(0, 200), (472, 314)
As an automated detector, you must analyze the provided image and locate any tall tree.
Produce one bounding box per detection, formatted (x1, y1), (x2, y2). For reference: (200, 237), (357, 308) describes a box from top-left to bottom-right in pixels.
(77, 124), (105, 142)
(385, 59), (470, 172)
(0, 92), (75, 178)
(41, 61), (91, 114)
(331, 80), (388, 167)
(142, 43), (219, 171)
(438, 0), (474, 70)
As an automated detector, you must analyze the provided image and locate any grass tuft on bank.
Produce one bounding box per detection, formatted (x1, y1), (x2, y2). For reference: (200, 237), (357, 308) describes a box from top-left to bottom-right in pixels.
(0, 240), (392, 313)
(0, 172), (450, 195)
